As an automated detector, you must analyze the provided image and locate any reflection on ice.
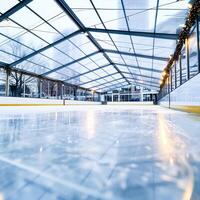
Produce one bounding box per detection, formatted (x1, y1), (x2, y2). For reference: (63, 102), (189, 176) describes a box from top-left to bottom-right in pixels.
(0, 105), (199, 200)
(157, 113), (194, 200)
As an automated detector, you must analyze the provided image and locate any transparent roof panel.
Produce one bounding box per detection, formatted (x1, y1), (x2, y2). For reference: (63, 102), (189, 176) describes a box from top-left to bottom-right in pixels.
(156, 0), (188, 34)
(0, 0), (190, 91)
(0, 0), (19, 13)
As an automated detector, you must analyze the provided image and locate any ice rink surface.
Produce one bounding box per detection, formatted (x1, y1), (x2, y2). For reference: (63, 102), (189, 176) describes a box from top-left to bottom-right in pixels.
(0, 105), (200, 200)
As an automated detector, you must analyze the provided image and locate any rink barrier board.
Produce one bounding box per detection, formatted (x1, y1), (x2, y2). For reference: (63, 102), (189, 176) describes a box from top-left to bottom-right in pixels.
(170, 106), (200, 114)
(158, 73), (200, 114)
(0, 97), (101, 106)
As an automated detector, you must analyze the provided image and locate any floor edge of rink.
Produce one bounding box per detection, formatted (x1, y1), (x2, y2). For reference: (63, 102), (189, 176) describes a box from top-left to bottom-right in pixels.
(0, 104), (155, 106)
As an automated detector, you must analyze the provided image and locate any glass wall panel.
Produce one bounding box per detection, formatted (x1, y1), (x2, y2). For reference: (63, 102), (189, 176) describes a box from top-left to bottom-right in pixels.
(9, 71), (25, 97)
(41, 79), (48, 98)
(0, 69), (6, 96)
(49, 81), (57, 99)
(189, 27), (198, 78)
(24, 76), (39, 98)
(63, 85), (75, 100)
(57, 83), (63, 99)
(77, 88), (86, 101)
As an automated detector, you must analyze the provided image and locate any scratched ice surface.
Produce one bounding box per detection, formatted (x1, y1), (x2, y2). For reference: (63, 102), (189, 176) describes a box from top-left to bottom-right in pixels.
(0, 105), (200, 200)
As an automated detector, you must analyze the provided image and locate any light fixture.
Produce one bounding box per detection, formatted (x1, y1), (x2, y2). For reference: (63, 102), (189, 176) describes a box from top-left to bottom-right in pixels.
(162, 70), (167, 77)
(188, 3), (192, 9)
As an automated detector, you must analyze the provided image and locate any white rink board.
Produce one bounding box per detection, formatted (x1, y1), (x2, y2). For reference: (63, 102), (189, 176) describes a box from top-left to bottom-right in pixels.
(107, 101), (153, 105)
(159, 73), (200, 107)
(0, 97), (101, 105)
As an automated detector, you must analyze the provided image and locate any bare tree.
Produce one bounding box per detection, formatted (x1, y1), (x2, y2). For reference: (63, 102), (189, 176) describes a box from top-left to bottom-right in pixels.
(6, 38), (47, 97)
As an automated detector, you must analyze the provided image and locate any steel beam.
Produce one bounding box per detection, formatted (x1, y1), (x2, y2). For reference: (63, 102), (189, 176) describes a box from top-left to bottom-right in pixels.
(105, 49), (168, 61)
(10, 30), (81, 67)
(0, 0), (33, 22)
(126, 77), (159, 86)
(115, 63), (162, 73)
(79, 72), (119, 86)
(85, 28), (178, 40)
(103, 82), (159, 92)
(121, 71), (160, 81)
(42, 51), (99, 76)
(97, 79), (159, 91)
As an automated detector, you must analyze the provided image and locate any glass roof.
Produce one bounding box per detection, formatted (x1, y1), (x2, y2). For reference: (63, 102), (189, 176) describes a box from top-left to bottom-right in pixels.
(0, 0), (190, 92)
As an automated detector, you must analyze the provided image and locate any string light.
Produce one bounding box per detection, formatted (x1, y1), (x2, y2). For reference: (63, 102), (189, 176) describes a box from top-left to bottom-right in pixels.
(160, 0), (200, 88)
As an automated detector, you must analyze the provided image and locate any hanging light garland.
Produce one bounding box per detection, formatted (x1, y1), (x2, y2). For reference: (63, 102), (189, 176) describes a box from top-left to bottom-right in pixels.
(160, 0), (200, 88)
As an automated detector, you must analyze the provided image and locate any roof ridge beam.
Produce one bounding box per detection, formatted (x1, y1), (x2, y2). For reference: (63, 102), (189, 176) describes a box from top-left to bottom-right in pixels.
(105, 49), (168, 61)
(115, 63), (162, 73)
(85, 28), (178, 40)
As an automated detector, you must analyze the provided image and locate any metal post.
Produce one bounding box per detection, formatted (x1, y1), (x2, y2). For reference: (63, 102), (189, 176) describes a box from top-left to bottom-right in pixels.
(40, 80), (42, 98)
(180, 55), (182, 85)
(56, 82), (58, 99)
(167, 77), (170, 109)
(61, 84), (64, 99)
(170, 69), (172, 92)
(186, 37), (190, 80)
(174, 62), (177, 89)
(47, 81), (50, 98)
(196, 17), (200, 73)
(5, 69), (10, 96)
(23, 75), (26, 97)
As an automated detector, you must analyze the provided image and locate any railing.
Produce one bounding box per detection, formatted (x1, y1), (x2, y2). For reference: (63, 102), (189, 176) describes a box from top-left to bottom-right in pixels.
(158, 17), (200, 101)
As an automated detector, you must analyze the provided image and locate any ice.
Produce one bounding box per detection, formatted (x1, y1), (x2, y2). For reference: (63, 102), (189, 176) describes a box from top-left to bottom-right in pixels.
(0, 105), (200, 200)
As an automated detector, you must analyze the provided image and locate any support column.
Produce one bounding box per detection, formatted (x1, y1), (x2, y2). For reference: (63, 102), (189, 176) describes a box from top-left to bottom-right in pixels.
(167, 77), (170, 109)
(180, 55), (182, 85)
(74, 87), (77, 100)
(196, 17), (200, 73)
(56, 82), (58, 99)
(186, 37), (190, 80)
(40, 80), (42, 98)
(5, 69), (10, 96)
(23, 76), (26, 97)
(61, 84), (64, 100)
(47, 81), (50, 98)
